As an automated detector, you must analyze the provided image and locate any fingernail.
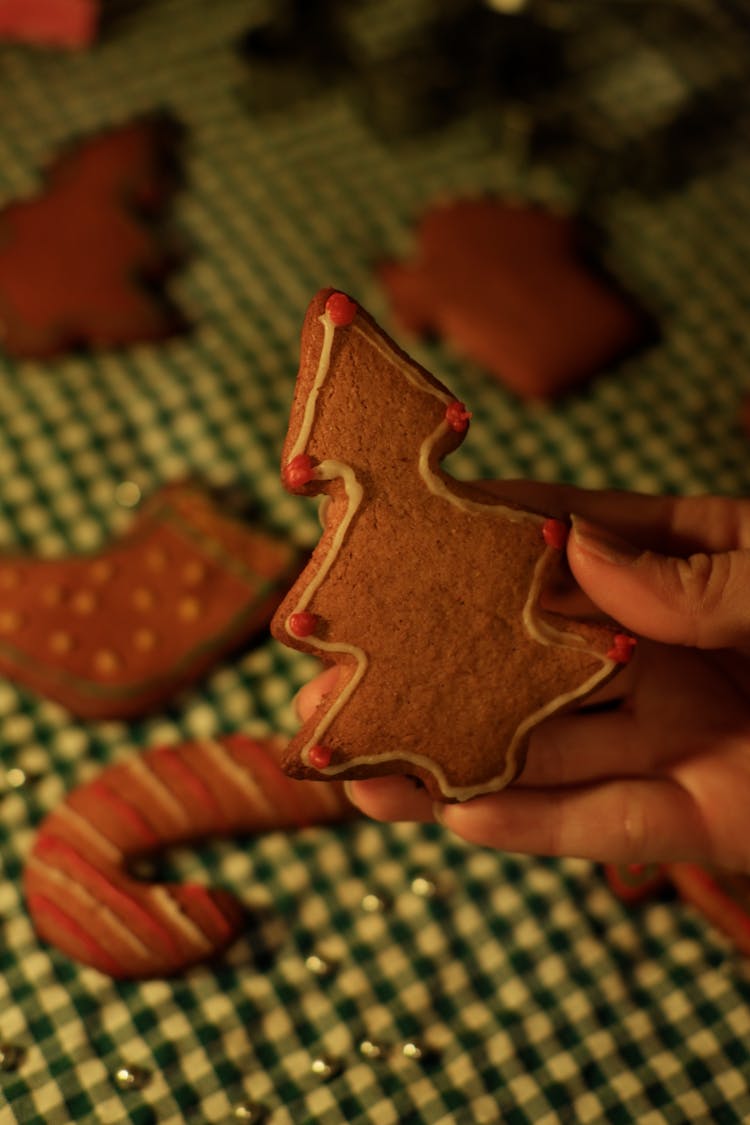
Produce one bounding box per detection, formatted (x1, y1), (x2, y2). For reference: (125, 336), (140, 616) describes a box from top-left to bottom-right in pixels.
(432, 802), (447, 825)
(343, 781), (357, 805)
(570, 516), (640, 566)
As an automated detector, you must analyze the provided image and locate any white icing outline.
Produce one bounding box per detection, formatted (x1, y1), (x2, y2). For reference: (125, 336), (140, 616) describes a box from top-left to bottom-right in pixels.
(285, 301), (616, 800)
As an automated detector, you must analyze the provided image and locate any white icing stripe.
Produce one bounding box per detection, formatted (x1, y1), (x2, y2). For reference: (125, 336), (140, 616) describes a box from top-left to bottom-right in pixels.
(56, 803), (122, 864)
(287, 459), (367, 763)
(127, 756), (190, 828)
(290, 308), (337, 462)
(149, 887), (212, 953)
(27, 855), (151, 960)
(286, 309), (369, 765)
(203, 738), (276, 819)
(312, 664), (613, 800)
(286, 298), (616, 794)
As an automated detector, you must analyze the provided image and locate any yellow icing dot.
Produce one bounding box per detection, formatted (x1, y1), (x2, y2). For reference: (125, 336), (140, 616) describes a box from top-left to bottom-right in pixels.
(94, 650), (120, 675)
(0, 610), (21, 633)
(50, 631), (73, 654)
(40, 584), (62, 607)
(132, 587), (155, 611)
(90, 559), (114, 583)
(0, 568), (20, 590)
(133, 628), (156, 652)
(182, 561), (206, 586)
(72, 590), (97, 615)
(178, 596), (201, 622)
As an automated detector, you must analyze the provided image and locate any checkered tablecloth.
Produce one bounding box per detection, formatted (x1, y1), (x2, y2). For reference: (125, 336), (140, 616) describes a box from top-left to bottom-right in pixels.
(2, 1), (750, 1122)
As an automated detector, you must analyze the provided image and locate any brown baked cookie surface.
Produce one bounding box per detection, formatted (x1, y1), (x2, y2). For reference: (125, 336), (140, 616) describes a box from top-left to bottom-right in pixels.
(0, 482), (299, 718)
(378, 198), (654, 400)
(271, 289), (634, 801)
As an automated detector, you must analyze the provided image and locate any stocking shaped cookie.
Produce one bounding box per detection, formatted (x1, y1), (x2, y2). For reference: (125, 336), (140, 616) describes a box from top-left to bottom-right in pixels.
(0, 482), (299, 718)
(0, 113), (185, 359)
(272, 290), (634, 801)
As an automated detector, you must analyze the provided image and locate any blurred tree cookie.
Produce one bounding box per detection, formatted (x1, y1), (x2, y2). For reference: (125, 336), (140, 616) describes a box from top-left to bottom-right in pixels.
(0, 113), (188, 359)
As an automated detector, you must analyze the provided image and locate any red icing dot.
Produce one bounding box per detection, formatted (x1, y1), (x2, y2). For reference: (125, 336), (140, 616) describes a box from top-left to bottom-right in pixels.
(607, 633), (637, 664)
(284, 453), (317, 490)
(445, 400), (472, 432)
(325, 292), (357, 327)
(542, 518), (568, 551)
(289, 611), (318, 637)
(308, 744), (332, 769)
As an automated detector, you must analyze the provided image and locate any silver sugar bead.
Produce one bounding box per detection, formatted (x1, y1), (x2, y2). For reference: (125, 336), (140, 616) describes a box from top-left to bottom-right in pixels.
(361, 892), (389, 914)
(310, 1054), (341, 1081)
(358, 1038), (387, 1060)
(0, 1043), (25, 1072)
(410, 874), (438, 898)
(402, 1040), (430, 1062)
(233, 1102), (268, 1123)
(113, 1064), (150, 1091)
(305, 953), (336, 978)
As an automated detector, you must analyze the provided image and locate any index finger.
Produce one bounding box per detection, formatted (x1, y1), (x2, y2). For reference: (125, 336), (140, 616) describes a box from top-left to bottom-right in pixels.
(473, 480), (750, 556)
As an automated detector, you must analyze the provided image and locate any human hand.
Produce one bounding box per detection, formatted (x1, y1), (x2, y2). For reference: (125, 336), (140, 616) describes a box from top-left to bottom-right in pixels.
(295, 483), (750, 873)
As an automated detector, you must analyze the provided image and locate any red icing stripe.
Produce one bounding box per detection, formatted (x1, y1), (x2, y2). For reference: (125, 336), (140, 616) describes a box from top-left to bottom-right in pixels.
(156, 746), (223, 820)
(27, 891), (126, 976)
(35, 834), (180, 955)
(670, 864), (750, 954)
(226, 733), (340, 826)
(89, 779), (160, 845)
(178, 884), (235, 941)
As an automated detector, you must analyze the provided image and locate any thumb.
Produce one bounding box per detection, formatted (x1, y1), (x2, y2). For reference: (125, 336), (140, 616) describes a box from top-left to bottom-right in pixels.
(568, 516), (750, 649)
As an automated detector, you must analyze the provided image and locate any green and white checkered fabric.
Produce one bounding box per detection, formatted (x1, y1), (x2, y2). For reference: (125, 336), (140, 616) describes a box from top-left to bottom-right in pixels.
(2, 1), (750, 1121)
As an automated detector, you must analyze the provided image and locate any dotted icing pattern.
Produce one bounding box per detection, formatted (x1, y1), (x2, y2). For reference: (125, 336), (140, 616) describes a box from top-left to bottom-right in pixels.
(0, 483), (298, 718)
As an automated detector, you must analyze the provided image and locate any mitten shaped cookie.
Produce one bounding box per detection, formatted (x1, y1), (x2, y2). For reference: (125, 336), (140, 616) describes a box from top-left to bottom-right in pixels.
(0, 482), (299, 718)
(271, 290), (634, 801)
(25, 734), (354, 977)
(0, 113), (185, 359)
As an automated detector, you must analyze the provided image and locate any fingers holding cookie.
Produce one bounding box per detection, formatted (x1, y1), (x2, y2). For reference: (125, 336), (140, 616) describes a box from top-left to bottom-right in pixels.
(344, 777), (437, 824)
(433, 776), (706, 866)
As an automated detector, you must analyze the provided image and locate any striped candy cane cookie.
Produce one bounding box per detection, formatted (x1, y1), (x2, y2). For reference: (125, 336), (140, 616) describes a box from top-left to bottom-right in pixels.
(24, 734), (354, 978)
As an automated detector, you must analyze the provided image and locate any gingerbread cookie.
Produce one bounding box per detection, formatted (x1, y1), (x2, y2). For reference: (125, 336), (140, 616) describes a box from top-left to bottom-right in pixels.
(378, 198), (654, 400)
(0, 0), (98, 47)
(24, 734), (354, 977)
(271, 290), (634, 801)
(0, 113), (186, 359)
(0, 482), (298, 718)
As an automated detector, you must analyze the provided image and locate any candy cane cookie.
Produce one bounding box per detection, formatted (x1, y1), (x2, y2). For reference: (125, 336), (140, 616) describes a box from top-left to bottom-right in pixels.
(24, 734), (355, 978)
